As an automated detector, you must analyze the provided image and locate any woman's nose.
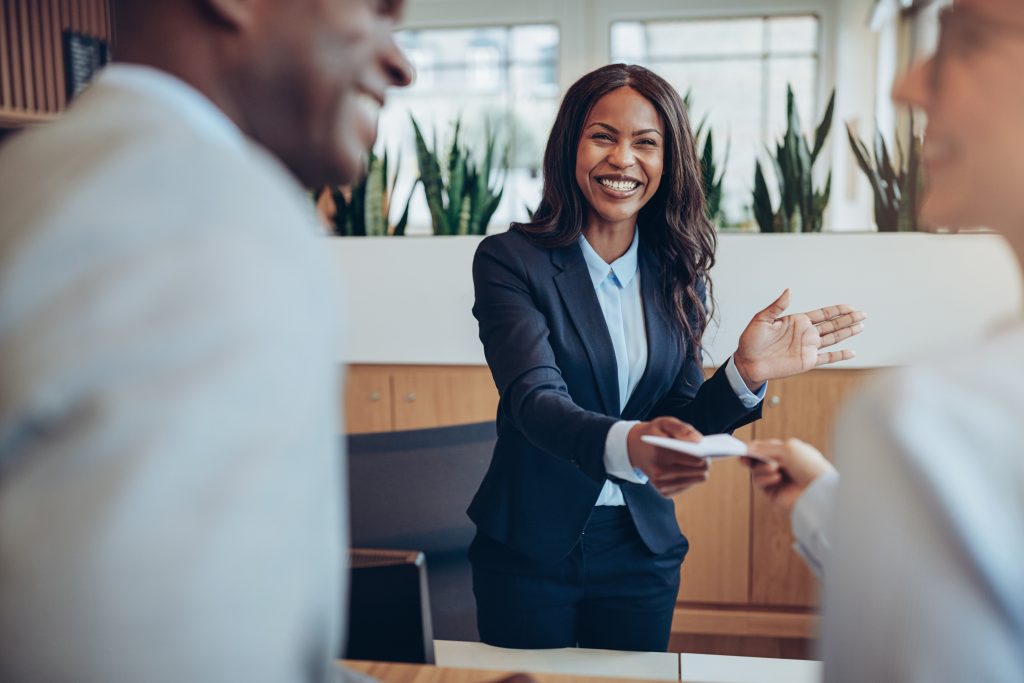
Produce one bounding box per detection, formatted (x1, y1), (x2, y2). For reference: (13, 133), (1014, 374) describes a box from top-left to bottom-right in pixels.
(607, 143), (636, 169)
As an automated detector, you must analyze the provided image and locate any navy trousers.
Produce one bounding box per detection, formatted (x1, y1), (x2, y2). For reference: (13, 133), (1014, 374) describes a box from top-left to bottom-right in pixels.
(469, 505), (689, 651)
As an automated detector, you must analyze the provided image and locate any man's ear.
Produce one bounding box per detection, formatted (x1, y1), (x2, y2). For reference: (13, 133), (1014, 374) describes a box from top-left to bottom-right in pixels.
(198, 0), (258, 30)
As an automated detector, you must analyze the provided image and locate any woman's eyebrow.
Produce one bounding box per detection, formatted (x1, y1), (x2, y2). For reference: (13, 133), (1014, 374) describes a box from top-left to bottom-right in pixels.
(586, 122), (663, 136)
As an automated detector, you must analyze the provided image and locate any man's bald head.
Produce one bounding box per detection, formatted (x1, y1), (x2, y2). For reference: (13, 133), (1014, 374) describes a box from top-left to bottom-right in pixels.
(110, 0), (413, 186)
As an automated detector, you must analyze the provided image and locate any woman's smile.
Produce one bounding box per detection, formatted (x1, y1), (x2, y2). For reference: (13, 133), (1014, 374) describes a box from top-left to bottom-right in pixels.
(595, 174), (644, 198)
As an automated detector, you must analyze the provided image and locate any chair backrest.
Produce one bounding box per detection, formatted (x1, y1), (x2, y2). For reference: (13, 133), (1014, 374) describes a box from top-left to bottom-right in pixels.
(346, 421), (497, 642)
(347, 421), (495, 553)
(345, 548), (435, 664)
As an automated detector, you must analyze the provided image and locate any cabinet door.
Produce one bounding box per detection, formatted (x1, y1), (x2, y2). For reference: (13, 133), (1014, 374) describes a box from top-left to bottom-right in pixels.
(749, 369), (872, 607)
(344, 366), (393, 434)
(391, 366), (498, 431)
(675, 424), (754, 605)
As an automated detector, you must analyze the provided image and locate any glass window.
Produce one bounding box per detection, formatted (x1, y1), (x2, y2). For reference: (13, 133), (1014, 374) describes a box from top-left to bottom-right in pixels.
(611, 15), (821, 229)
(378, 24), (560, 234)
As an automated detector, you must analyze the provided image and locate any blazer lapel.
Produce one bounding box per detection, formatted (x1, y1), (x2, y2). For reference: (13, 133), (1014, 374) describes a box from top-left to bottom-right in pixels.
(551, 244), (620, 416)
(621, 244), (680, 419)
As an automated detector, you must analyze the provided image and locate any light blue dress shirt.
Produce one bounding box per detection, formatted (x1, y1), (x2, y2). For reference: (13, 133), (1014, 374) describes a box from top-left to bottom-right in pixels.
(577, 229), (765, 506)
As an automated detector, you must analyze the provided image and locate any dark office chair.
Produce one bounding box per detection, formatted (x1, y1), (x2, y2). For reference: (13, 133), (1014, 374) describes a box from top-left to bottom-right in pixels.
(346, 548), (435, 664)
(346, 421), (496, 643)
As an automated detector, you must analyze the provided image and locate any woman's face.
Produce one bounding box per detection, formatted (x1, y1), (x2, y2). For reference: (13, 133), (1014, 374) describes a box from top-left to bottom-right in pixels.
(893, 0), (1024, 232)
(575, 86), (665, 230)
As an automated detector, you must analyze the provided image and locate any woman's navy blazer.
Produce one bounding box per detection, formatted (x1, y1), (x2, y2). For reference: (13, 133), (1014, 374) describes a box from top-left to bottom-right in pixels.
(469, 228), (762, 564)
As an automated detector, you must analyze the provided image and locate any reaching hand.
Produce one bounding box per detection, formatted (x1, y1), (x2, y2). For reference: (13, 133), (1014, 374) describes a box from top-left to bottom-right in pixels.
(743, 438), (836, 513)
(733, 289), (866, 390)
(627, 417), (710, 497)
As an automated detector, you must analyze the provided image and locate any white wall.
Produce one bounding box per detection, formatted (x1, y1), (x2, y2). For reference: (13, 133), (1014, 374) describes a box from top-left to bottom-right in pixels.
(831, 0), (879, 231)
(398, 0), (887, 231)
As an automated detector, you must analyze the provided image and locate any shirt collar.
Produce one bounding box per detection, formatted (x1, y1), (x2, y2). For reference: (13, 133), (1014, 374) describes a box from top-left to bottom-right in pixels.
(94, 64), (249, 154)
(578, 227), (640, 289)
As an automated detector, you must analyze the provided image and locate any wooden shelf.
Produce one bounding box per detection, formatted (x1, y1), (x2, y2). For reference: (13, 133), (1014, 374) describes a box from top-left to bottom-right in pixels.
(673, 606), (817, 640)
(0, 108), (58, 128)
(0, 1), (114, 129)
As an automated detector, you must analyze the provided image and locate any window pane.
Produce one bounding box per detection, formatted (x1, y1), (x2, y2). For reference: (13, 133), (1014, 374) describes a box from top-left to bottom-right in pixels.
(768, 16), (819, 54)
(510, 59), (558, 97)
(611, 22), (647, 64)
(644, 18), (764, 59)
(767, 57), (819, 138)
(379, 25), (559, 233)
(511, 25), (559, 64)
(397, 27), (507, 64)
(610, 15), (820, 228)
(648, 60), (765, 225)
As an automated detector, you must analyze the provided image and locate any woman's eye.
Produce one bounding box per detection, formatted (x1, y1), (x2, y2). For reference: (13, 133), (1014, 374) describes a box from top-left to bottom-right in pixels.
(637, 138), (657, 146)
(592, 133), (613, 141)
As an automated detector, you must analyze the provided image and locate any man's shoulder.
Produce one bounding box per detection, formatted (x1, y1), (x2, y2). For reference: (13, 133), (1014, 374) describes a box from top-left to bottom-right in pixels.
(836, 325), (1024, 507)
(0, 103), (314, 256)
(0, 92), (333, 339)
(1, 80), (304, 212)
(852, 325), (1024, 427)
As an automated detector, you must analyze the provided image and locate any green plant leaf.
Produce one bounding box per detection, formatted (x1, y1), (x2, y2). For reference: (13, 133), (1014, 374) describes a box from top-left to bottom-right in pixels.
(811, 90), (836, 163)
(411, 114), (449, 235)
(364, 155), (387, 236)
(753, 161), (775, 233)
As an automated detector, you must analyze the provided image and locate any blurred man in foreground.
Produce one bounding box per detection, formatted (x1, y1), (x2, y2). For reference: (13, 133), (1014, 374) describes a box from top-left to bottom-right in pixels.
(0, 1), (411, 680)
(746, 1), (1024, 680)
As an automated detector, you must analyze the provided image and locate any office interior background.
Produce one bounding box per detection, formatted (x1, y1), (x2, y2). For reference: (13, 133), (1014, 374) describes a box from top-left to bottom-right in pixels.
(0, 0), (1020, 679)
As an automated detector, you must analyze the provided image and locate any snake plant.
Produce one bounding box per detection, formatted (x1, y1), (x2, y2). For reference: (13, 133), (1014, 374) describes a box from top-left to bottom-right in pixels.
(316, 148), (415, 236)
(698, 126), (728, 226)
(684, 91), (729, 226)
(411, 115), (508, 236)
(846, 118), (924, 232)
(753, 85), (835, 233)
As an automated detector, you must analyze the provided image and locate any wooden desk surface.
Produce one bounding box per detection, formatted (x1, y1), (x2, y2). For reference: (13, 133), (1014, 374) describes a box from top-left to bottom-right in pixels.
(344, 660), (669, 683)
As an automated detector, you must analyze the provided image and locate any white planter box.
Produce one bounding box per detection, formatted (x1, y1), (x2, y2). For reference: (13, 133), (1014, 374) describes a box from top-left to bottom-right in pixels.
(327, 232), (1022, 369)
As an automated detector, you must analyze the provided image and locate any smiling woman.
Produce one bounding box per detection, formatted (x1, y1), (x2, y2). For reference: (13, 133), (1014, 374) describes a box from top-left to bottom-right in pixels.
(465, 63), (866, 653)
(576, 91), (665, 245)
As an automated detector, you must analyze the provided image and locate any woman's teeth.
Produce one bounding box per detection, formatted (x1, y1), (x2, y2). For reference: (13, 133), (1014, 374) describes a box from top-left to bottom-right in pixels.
(599, 178), (640, 192)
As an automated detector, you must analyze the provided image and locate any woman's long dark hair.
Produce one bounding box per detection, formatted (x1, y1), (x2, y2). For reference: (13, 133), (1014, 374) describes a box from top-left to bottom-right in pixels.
(515, 64), (716, 360)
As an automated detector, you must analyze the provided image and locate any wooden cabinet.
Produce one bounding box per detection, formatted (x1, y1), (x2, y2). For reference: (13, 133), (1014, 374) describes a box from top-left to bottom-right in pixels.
(671, 368), (872, 657)
(345, 366), (394, 435)
(345, 365), (498, 434)
(0, 0), (113, 127)
(674, 425), (753, 605)
(749, 370), (869, 608)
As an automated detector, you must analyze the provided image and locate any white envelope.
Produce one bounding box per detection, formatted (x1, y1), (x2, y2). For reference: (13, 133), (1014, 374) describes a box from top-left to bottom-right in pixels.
(640, 433), (768, 462)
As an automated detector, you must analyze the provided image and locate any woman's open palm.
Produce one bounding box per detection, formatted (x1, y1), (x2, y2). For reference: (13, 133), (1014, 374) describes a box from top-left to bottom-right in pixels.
(734, 289), (866, 387)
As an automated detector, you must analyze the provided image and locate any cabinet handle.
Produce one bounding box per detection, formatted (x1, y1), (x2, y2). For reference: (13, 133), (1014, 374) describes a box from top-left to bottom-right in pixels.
(769, 395), (781, 407)
(369, 392), (381, 402)
(405, 392), (417, 403)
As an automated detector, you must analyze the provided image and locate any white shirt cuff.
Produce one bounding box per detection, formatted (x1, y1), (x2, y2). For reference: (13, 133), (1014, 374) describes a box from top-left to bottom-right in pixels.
(603, 420), (648, 484)
(791, 469), (840, 579)
(725, 356), (766, 408)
